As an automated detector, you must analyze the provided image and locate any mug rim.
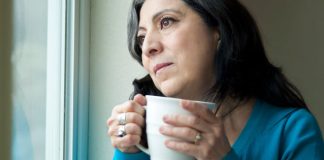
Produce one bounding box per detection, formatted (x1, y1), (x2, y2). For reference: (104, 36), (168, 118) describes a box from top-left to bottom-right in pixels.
(145, 95), (215, 106)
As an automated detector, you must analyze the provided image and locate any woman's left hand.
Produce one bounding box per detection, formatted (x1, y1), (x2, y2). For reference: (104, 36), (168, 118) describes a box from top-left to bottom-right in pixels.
(159, 100), (231, 160)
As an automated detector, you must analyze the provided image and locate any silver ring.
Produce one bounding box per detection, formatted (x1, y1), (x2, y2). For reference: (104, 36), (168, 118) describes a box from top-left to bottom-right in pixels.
(194, 132), (202, 144)
(117, 125), (127, 137)
(118, 112), (127, 125)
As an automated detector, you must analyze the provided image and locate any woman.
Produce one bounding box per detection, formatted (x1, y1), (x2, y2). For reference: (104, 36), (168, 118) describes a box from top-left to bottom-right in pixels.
(107, 0), (324, 159)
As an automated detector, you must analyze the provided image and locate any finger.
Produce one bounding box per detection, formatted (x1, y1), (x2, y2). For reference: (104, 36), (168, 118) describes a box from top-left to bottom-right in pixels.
(159, 125), (199, 143)
(163, 114), (212, 132)
(107, 112), (144, 127)
(181, 100), (216, 123)
(111, 134), (141, 149)
(133, 94), (147, 106)
(108, 123), (142, 137)
(113, 100), (145, 116)
(164, 140), (199, 158)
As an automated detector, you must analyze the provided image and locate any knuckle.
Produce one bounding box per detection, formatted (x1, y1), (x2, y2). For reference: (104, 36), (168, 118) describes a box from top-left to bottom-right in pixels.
(124, 135), (140, 145)
(107, 128), (113, 136)
(107, 126), (117, 136)
(127, 123), (136, 130)
(106, 117), (114, 126)
(188, 116), (199, 125)
(128, 123), (142, 135)
(213, 127), (223, 137)
(111, 140), (118, 148)
(174, 114), (182, 121)
(182, 144), (191, 153)
(126, 101), (136, 110)
(112, 104), (121, 113)
(121, 101), (142, 114)
(128, 113), (138, 123)
(131, 113), (144, 126)
(123, 135), (133, 145)
(182, 129), (193, 137)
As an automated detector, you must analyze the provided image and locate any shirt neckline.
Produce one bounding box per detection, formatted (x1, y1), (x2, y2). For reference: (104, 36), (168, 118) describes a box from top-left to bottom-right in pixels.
(230, 99), (264, 153)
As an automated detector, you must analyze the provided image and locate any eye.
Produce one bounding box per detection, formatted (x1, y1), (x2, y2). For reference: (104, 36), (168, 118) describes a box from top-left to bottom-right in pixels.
(160, 17), (176, 29)
(137, 35), (145, 47)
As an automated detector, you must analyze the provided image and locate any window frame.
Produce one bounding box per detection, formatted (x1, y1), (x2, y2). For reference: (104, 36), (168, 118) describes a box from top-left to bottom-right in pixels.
(46, 0), (90, 159)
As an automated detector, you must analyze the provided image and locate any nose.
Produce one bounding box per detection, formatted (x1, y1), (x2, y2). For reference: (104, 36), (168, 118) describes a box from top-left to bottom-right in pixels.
(141, 31), (163, 57)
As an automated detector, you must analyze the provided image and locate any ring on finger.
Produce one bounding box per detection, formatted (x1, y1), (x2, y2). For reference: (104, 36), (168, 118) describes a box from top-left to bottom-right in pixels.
(117, 125), (127, 137)
(118, 112), (127, 125)
(194, 132), (203, 144)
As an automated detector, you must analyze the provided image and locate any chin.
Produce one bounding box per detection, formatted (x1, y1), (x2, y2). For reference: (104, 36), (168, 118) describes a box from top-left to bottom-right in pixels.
(159, 86), (181, 98)
(160, 89), (177, 97)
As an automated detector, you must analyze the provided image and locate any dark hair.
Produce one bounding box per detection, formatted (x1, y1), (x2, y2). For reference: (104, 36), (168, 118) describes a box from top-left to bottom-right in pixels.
(127, 0), (306, 108)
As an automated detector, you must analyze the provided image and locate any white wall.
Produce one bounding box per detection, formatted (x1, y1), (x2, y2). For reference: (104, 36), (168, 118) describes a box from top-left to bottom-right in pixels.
(89, 1), (146, 159)
(90, 0), (324, 159)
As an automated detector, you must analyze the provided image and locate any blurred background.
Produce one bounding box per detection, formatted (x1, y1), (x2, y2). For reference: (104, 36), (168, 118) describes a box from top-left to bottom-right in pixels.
(1, 0), (323, 160)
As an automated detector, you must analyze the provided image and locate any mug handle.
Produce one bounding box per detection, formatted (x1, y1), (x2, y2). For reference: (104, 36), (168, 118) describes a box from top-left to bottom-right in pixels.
(136, 105), (150, 155)
(136, 143), (150, 155)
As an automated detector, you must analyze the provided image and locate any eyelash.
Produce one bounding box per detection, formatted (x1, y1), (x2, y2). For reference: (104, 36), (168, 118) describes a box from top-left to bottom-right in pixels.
(137, 35), (145, 48)
(160, 16), (176, 29)
(137, 16), (177, 47)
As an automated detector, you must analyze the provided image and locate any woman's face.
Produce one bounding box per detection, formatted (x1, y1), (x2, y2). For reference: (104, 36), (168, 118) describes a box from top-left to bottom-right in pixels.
(138, 0), (219, 100)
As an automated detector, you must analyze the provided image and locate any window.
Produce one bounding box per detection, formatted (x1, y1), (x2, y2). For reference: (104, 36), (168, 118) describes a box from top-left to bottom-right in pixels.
(11, 0), (47, 159)
(5, 0), (90, 160)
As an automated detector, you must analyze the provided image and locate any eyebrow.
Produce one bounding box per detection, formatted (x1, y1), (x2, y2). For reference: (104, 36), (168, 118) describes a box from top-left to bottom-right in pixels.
(138, 9), (184, 32)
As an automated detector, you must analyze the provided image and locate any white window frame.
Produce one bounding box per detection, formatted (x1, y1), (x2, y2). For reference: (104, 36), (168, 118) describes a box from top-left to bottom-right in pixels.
(46, 0), (90, 159)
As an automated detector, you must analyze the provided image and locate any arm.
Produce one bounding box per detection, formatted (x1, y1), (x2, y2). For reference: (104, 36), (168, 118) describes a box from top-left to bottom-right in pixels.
(113, 149), (150, 160)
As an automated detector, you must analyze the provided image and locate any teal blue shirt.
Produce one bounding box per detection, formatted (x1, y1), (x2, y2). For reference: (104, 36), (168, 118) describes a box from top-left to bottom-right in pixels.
(113, 99), (324, 160)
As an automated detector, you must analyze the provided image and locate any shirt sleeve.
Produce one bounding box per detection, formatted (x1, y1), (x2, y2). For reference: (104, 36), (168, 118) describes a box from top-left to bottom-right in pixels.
(282, 109), (324, 160)
(112, 148), (150, 160)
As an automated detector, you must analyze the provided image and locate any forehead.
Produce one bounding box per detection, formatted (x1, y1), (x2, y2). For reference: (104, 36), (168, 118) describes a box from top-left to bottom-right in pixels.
(139, 0), (187, 24)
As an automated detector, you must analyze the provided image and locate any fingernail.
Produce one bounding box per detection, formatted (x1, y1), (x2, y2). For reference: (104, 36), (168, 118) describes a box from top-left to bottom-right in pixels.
(182, 100), (191, 108)
(165, 140), (172, 148)
(163, 115), (169, 121)
(159, 126), (165, 133)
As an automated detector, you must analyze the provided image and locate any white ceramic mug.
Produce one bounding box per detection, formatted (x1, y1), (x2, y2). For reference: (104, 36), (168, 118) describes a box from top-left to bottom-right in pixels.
(136, 95), (216, 160)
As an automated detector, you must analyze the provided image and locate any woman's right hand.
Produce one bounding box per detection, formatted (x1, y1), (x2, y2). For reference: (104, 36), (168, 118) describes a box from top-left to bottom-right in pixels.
(107, 94), (146, 153)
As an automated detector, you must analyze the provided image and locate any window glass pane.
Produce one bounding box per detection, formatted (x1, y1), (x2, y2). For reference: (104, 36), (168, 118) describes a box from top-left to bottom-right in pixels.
(11, 0), (47, 159)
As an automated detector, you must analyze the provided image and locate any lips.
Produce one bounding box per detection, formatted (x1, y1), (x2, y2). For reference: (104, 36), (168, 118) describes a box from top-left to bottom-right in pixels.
(153, 62), (173, 74)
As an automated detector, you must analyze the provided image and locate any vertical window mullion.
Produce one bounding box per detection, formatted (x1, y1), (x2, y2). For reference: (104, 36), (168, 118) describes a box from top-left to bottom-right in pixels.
(65, 0), (90, 159)
(46, 0), (89, 159)
(65, 0), (77, 159)
(45, 0), (66, 160)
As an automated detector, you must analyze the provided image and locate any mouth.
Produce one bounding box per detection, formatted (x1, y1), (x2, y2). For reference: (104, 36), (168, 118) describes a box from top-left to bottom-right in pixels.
(153, 62), (173, 74)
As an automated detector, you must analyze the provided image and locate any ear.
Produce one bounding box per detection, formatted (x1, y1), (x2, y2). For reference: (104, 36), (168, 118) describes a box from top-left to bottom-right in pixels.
(213, 29), (221, 50)
(217, 39), (221, 50)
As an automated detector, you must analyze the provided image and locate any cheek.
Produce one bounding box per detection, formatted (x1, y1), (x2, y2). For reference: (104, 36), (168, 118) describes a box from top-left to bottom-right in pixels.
(142, 57), (150, 72)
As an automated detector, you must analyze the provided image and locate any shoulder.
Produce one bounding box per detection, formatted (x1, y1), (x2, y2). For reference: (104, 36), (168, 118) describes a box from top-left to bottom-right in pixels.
(285, 108), (321, 132)
(264, 104), (324, 159)
(282, 108), (324, 159)
(282, 108), (323, 145)
(255, 101), (324, 159)
(259, 101), (322, 139)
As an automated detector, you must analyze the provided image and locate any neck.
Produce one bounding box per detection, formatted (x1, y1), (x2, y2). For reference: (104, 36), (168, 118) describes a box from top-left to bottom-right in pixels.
(217, 98), (256, 145)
